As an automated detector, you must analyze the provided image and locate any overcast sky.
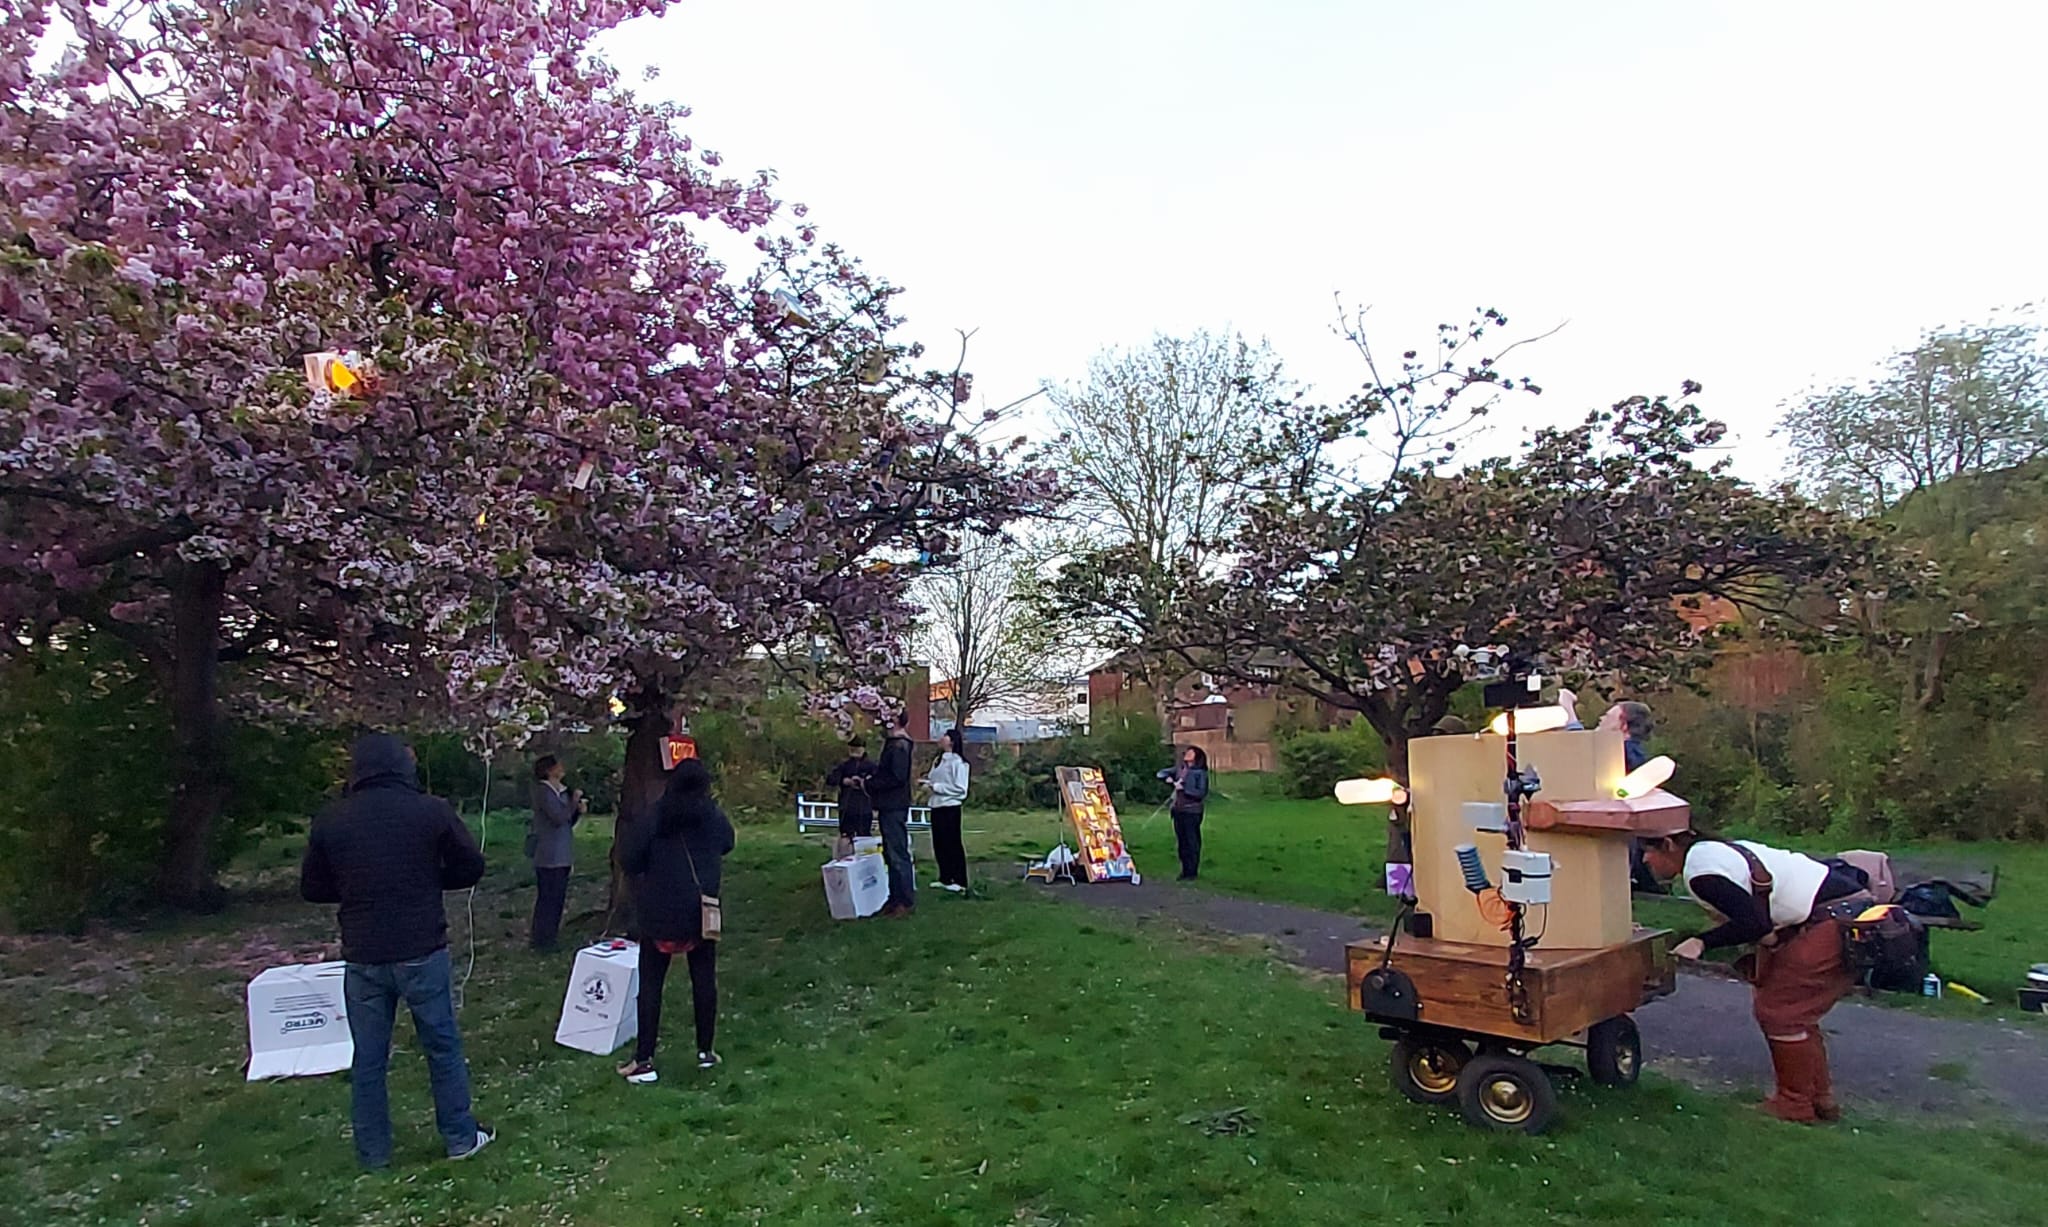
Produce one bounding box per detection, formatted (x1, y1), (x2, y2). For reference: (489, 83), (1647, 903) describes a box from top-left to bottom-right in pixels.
(604, 0), (2048, 480)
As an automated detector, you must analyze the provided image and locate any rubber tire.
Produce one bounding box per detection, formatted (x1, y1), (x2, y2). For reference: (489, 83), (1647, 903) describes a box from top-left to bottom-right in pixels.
(1389, 1036), (1471, 1105)
(1456, 1054), (1559, 1135)
(1586, 1015), (1642, 1089)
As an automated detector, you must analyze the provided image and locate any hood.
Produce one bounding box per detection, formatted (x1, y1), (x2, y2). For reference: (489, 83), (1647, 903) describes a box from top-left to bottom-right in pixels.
(348, 733), (420, 792)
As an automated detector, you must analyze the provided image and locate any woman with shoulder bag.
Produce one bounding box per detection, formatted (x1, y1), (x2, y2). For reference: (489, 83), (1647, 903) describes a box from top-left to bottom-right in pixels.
(1643, 830), (1871, 1123)
(615, 758), (735, 1083)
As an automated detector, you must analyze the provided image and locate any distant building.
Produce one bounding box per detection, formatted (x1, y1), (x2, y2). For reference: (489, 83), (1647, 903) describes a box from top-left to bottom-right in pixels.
(1086, 651), (1343, 773)
(927, 675), (1088, 744)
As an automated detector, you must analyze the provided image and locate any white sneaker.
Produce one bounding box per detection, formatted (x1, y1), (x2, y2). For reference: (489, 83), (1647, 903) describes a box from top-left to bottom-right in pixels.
(451, 1128), (494, 1160)
(697, 1051), (721, 1070)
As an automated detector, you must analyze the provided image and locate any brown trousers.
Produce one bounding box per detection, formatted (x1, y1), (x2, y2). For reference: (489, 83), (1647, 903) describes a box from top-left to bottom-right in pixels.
(1752, 918), (1854, 1038)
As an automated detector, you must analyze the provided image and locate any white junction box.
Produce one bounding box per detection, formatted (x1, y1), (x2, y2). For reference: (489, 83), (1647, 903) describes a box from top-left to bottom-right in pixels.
(555, 941), (641, 1055)
(1500, 849), (1554, 905)
(246, 962), (353, 1080)
(1462, 801), (1509, 833)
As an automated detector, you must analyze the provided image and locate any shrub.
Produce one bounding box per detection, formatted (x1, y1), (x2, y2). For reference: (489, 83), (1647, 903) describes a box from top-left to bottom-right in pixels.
(0, 635), (344, 931)
(693, 691), (850, 817)
(1276, 719), (1386, 800)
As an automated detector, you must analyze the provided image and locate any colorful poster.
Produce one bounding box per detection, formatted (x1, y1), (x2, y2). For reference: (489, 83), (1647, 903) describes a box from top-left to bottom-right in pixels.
(1056, 766), (1137, 882)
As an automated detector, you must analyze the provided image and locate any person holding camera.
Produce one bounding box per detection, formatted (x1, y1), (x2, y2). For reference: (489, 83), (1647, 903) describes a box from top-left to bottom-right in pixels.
(1157, 745), (1210, 881)
(1643, 830), (1870, 1124)
(526, 754), (584, 953)
(825, 739), (877, 847)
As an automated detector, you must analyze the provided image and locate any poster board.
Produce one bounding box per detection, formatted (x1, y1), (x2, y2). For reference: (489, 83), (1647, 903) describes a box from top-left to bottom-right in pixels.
(246, 962), (352, 1080)
(555, 941), (640, 1055)
(1055, 766), (1137, 882)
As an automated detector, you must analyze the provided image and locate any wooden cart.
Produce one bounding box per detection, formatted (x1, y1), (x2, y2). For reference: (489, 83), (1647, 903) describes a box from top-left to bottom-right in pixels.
(1340, 727), (1691, 1134)
(1347, 927), (1677, 1132)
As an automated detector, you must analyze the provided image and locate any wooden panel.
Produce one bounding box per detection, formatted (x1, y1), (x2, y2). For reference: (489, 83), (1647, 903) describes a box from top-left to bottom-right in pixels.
(1526, 793), (1691, 838)
(1348, 930), (1674, 1045)
(1410, 731), (1634, 950)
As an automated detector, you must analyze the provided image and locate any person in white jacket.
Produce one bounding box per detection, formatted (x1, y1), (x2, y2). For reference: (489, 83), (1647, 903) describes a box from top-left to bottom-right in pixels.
(924, 728), (972, 893)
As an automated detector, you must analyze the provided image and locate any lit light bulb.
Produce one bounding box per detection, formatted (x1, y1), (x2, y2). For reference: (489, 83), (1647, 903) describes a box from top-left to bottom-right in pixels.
(1615, 755), (1676, 799)
(1335, 777), (1408, 806)
(1487, 705), (1570, 736)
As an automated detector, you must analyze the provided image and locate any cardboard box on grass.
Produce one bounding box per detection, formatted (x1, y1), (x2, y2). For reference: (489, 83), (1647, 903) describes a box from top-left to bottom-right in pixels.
(822, 853), (888, 920)
(246, 962), (352, 1080)
(555, 941), (640, 1055)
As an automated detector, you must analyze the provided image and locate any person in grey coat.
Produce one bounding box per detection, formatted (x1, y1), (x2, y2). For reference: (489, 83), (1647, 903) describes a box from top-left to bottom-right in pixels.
(527, 755), (583, 952)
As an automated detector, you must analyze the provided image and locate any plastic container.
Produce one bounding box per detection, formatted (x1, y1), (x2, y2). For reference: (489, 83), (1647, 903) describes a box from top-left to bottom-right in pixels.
(1922, 973), (1942, 998)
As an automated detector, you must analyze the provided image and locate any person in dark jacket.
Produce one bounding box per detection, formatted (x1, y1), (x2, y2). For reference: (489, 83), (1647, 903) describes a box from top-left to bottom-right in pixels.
(824, 740), (876, 838)
(1562, 692), (1663, 894)
(527, 754), (583, 952)
(300, 733), (493, 1169)
(1158, 746), (1211, 881)
(869, 711), (918, 916)
(615, 758), (735, 1083)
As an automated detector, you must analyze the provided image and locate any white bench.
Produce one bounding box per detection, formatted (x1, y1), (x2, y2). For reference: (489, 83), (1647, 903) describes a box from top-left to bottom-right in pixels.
(795, 795), (931, 834)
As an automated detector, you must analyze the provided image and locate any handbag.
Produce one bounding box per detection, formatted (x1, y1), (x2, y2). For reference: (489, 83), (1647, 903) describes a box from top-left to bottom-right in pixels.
(683, 843), (722, 942)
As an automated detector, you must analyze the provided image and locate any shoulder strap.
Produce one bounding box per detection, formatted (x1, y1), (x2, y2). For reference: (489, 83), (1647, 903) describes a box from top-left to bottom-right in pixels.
(1717, 840), (1774, 909)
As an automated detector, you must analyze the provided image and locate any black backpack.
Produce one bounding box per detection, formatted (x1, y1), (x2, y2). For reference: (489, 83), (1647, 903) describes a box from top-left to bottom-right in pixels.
(1841, 904), (1929, 993)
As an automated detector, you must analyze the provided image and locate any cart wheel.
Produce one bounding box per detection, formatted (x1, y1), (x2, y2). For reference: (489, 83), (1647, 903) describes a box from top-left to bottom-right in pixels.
(1456, 1054), (1559, 1134)
(1586, 1015), (1642, 1088)
(1389, 1036), (1471, 1105)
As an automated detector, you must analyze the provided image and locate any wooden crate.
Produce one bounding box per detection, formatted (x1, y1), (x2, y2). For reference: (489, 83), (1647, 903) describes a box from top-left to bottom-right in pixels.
(1347, 929), (1676, 1046)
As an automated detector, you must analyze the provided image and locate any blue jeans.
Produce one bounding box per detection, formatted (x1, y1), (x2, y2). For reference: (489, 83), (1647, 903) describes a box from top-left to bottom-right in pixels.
(877, 807), (916, 909)
(344, 948), (479, 1167)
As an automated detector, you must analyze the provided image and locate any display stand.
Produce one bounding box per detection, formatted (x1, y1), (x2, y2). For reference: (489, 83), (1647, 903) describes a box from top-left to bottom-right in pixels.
(1055, 766), (1137, 882)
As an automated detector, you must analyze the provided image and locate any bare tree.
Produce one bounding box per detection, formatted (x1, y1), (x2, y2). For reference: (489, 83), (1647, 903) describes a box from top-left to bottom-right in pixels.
(1778, 315), (2047, 516)
(1037, 331), (1299, 705)
(913, 532), (1075, 730)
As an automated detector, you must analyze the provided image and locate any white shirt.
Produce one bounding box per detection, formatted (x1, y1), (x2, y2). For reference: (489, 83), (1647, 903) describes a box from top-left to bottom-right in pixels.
(925, 753), (970, 807)
(1682, 840), (1831, 930)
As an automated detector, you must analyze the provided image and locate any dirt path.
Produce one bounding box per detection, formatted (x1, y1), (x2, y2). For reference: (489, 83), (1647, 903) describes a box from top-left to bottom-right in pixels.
(1051, 878), (2048, 1132)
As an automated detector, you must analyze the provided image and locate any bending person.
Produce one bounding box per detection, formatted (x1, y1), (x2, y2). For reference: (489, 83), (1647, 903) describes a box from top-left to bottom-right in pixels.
(616, 757), (735, 1083)
(1643, 831), (1870, 1124)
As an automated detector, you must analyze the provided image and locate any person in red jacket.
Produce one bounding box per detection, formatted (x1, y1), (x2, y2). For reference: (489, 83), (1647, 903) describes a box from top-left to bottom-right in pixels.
(301, 733), (493, 1169)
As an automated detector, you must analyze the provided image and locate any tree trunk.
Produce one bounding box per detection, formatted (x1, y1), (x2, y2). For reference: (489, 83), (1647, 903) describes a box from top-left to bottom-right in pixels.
(1384, 730), (1413, 866)
(158, 562), (229, 911)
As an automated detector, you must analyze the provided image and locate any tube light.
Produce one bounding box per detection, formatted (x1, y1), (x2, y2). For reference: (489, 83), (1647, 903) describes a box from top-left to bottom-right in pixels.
(1487, 705), (1570, 736)
(1334, 776), (1408, 806)
(1615, 755), (1676, 799)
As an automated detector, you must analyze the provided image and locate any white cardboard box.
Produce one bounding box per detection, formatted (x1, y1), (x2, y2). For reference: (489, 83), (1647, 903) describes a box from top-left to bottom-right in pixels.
(246, 962), (353, 1080)
(555, 941), (641, 1055)
(822, 854), (888, 920)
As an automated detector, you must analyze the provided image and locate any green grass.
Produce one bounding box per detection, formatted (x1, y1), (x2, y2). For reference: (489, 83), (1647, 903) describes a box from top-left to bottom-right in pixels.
(3, 817), (2046, 1225)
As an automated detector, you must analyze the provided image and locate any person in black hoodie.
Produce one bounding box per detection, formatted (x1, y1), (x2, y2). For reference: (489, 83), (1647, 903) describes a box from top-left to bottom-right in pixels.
(300, 733), (492, 1169)
(615, 757), (736, 1083)
(824, 740), (876, 839)
(868, 710), (918, 916)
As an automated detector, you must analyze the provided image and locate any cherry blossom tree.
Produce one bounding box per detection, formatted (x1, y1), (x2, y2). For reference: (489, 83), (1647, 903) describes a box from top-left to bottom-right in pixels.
(1166, 311), (1886, 859)
(0, 1), (1053, 906)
